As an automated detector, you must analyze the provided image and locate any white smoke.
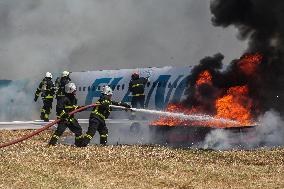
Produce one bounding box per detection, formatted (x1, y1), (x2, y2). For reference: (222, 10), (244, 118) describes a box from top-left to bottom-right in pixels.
(0, 80), (38, 121)
(200, 110), (284, 150)
(254, 110), (284, 146)
(201, 129), (231, 150)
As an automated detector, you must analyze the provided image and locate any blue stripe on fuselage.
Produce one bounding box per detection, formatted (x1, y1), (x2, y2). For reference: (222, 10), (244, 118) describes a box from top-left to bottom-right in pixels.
(85, 75), (188, 109)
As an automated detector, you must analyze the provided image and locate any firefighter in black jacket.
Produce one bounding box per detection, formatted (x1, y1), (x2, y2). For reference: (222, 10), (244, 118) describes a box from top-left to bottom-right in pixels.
(55, 71), (71, 119)
(128, 72), (149, 108)
(48, 82), (83, 147)
(81, 86), (131, 146)
(34, 72), (55, 122)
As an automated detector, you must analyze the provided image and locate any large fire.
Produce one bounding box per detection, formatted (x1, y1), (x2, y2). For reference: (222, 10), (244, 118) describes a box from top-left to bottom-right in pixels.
(152, 53), (262, 128)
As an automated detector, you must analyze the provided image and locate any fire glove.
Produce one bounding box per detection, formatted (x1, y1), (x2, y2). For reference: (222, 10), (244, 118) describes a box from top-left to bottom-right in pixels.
(65, 116), (74, 123)
(60, 112), (68, 119)
(34, 95), (38, 102)
(60, 112), (73, 122)
(120, 102), (131, 111)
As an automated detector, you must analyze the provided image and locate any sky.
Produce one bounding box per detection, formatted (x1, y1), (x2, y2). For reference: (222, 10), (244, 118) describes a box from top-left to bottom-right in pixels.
(0, 0), (247, 80)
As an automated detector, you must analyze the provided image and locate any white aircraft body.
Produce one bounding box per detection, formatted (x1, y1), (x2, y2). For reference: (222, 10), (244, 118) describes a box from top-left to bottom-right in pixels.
(71, 66), (192, 109)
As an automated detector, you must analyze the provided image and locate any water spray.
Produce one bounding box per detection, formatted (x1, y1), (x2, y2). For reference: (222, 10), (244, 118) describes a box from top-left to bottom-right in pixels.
(110, 105), (239, 124)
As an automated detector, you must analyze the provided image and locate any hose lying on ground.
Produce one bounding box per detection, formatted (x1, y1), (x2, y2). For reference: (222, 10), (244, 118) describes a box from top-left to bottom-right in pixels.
(0, 104), (97, 149)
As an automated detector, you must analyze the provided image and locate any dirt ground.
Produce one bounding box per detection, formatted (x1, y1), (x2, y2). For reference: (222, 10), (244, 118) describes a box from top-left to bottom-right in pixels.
(0, 130), (284, 189)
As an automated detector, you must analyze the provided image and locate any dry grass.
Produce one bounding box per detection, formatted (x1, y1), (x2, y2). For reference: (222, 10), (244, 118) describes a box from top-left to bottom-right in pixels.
(0, 130), (284, 189)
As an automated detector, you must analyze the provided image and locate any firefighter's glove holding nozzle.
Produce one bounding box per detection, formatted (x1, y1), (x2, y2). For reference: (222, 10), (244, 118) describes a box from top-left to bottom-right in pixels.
(34, 95), (38, 102)
(119, 102), (131, 111)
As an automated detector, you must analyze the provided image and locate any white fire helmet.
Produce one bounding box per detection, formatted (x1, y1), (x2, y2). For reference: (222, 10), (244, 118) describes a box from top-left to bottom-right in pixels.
(102, 85), (113, 96)
(62, 70), (70, 77)
(65, 83), (76, 94)
(45, 72), (52, 78)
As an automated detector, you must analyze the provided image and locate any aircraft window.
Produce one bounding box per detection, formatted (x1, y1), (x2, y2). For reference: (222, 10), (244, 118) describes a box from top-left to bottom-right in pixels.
(122, 84), (125, 90)
(117, 85), (120, 90)
(147, 82), (150, 87)
(98, 86), (101, 91)
(79, 87), (81, 91)
(111, 85), (115, 90)
(153, 82), (157, 87)
(83, 87), (86, 91)
(168, 83), (172, 88)
(157, 82), (161, 87)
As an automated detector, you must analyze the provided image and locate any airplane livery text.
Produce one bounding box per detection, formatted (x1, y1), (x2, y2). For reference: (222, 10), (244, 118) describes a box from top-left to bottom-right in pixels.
(85, 75), (189, 110)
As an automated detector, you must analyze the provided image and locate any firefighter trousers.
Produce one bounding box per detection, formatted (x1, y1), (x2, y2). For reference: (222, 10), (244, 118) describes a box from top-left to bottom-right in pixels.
(81, 117), (108, 146)
(130, 95), (145, 119)
(56, 96), (64, 119)
(41, 99), (53, 121)
(48, 118), (83, 147)
(131, 95), (145, 108)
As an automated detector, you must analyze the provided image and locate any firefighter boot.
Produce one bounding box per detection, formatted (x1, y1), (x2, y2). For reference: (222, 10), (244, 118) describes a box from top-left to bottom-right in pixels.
(43, 113), (49, 122)
(44, 109), (51, 122)
(74, 135), (84, 147)
(80, 134), (93, 147)
(48, 134), (59, 146)
(100, 134), (108, 145)
(40, 110), (45, 120)
(40, 109), (49, 122)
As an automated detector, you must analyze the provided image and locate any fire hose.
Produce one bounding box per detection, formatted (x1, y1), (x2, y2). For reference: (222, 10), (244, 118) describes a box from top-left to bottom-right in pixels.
(0, 104), (97, 149)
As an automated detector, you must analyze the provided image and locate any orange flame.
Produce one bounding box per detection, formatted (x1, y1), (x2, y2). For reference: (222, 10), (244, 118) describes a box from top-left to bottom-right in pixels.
(216, 86), (253, 126)
(151, 102), (252, 128)
(196, 70), (212, 86)
(238, 53), (262, 75)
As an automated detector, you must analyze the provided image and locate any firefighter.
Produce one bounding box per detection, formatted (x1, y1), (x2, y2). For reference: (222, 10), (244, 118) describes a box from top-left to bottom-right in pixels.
(128, 72), (149, 119)
(55, 70), (71, 119)
(34, 72), (55, 122)
(48, 82), (83, 147)
(128, 72), (149, 108)
(81, 86), (131, 146)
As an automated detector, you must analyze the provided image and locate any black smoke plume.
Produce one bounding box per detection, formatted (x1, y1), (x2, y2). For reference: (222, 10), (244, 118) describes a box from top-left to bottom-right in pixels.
(211, 0), (284, 113)
(185, 0), (284, 116)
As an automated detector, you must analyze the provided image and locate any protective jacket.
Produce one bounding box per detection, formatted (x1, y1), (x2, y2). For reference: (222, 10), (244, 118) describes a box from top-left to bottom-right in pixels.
(55, 76), (71, 99)
(128, 77), (148, 97)
(58, 93), (81, 121)
(35, 77), (55, 100)
(57, 93), (81, 121)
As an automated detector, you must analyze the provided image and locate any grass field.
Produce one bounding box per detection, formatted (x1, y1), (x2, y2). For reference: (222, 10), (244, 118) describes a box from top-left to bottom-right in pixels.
(0, 130), (284, 189)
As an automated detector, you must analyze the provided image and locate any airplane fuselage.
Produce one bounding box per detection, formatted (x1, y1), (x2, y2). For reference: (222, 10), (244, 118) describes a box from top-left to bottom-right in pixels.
(71, 66), (192, 110)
